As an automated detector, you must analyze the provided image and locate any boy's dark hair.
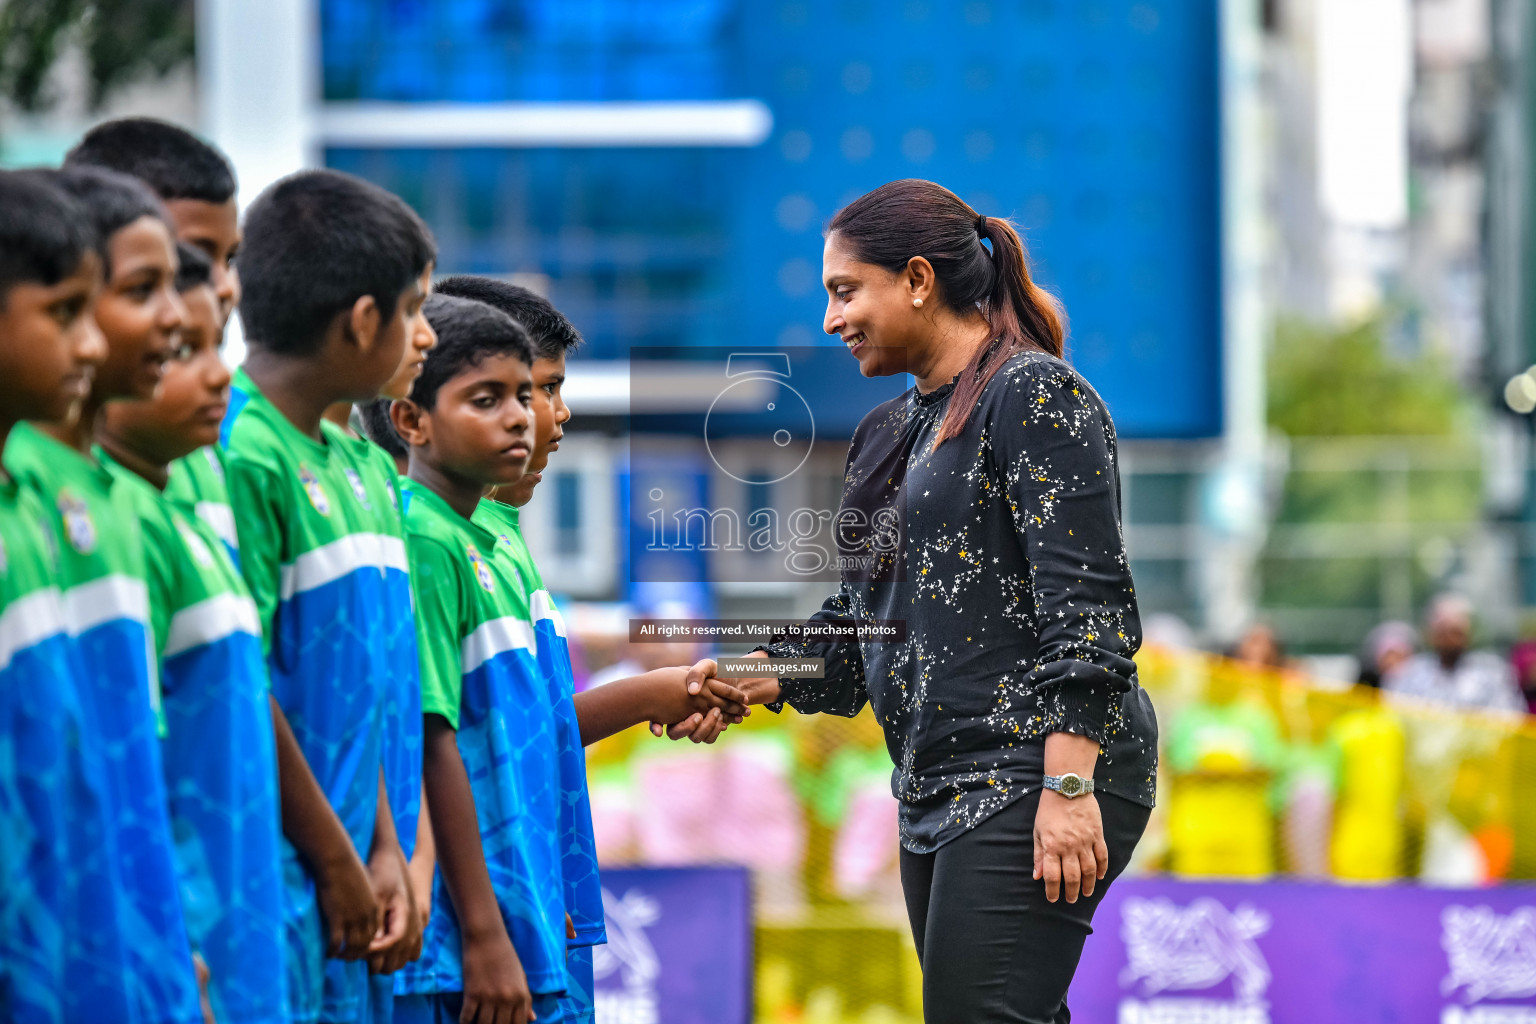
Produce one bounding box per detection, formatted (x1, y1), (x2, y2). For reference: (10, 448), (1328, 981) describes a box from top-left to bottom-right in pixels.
(65, 118), (236, 204)
(174, 241), (213, 293)
(359, 399), (407, 459)
(409, 294), (533, 410)
(433, 275), (583, 361)
(53, 166), (172, 276)
(238, 169), (437, 356)
(0, 169), (98, 306)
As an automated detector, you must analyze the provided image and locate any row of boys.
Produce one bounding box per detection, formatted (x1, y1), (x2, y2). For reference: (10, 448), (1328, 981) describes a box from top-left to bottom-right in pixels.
(0, 118), (745, 1024)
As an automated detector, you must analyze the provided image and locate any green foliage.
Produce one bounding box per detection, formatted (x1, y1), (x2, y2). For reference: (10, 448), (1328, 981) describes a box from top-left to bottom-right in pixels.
(1267, 316), (1471, 437)
(0, 0), (193, 112)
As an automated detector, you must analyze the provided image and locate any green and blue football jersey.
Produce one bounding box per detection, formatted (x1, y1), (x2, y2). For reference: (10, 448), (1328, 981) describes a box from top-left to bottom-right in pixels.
(105, 453), (287, 1024)
(343, 433), (422, 862)
(165, 446), (239, 566)
(223, 371), (412, 1024)
(4, 424), (201, 1024)
(475, 500), (604, 1024)
(395, 482), (568, 1012)
(0, 471), (134, 1023)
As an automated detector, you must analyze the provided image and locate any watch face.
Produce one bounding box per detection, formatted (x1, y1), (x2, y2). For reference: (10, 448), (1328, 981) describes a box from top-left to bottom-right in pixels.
(1059, 774), (1083, 797)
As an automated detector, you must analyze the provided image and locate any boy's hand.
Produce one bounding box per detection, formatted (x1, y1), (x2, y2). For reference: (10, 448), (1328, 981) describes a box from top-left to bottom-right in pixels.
(651, 706), (732, 744)
(315, 845), (381, 960)
(462, 928), (536, 1024)
(406, 850), (434, 932)
(366, 843), (421, 974)
(657, 654), (781, 742)
(566, 913), (577, 941)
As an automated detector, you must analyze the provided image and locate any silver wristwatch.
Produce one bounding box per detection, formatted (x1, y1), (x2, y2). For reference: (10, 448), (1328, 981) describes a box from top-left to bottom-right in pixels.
(1042, 773), (1094, 798)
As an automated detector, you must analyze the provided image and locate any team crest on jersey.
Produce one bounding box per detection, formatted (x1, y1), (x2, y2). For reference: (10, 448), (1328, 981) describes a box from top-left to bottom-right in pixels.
(178, 523), (216, 569)
(57, 489), (96, 553)
(467, 546), (495, 593)
(298, 465), (331, 516)
(344, 467), (372, 509)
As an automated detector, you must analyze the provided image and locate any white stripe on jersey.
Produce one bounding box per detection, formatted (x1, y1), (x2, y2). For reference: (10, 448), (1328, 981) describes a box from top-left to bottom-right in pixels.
(64, 574), (151, 633)
(61, 573), (158, 710)
(529, 590), (567, 638)
(0, 587), (69, 672)
(163, 593), (262, 659)
(195, 501), (238, 552)
(278, 533), (408, 600)
(461, 615), (536, 676)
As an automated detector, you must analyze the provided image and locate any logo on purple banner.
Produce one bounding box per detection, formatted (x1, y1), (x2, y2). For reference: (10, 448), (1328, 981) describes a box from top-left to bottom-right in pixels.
(1070, 879), (1536, 1024)
(593, 866), (752, 1024)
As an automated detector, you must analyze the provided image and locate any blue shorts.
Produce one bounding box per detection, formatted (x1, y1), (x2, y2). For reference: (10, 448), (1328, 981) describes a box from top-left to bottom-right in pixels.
(365, 972), (395, 1024)
(394, 990), (564, 1024)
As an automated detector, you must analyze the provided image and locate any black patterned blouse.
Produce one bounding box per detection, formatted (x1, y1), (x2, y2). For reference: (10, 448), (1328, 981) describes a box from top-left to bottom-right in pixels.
(760, 350), (1158, 854)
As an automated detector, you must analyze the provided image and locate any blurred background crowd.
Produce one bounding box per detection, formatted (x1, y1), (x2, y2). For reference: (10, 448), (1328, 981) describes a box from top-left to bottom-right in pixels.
(6, 0), (1536, 1019)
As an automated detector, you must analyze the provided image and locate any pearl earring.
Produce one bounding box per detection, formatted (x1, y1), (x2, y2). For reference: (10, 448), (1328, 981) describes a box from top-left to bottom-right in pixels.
(912, 298), (924, 308)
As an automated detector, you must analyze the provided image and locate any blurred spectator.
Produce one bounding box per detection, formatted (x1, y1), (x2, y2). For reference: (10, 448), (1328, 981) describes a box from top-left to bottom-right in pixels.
(1356, 620), (1416, 689)
(1509, 640), (1536, 715)
(1143, 612), (1197, 651)
(1229, 622), (1286, 671)
(1382, 595), (1526, 715)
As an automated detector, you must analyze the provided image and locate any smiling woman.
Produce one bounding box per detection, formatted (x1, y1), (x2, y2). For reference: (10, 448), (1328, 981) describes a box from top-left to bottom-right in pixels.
(689, 179), (1158, 1024)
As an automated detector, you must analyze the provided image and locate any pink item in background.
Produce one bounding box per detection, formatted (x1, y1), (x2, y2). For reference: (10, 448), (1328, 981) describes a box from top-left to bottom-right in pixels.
(832, 782), (899, 899)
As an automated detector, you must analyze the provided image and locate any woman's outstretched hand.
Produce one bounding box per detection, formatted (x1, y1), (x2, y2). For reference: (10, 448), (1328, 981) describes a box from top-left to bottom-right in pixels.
(651, 652), (783, 741)
(1033, 731), (1109, 904)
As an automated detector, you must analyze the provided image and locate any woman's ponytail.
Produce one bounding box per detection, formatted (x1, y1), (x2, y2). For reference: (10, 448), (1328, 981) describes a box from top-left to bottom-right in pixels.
(938, 215), (1067, 442)
(827, 180), (1067, 445)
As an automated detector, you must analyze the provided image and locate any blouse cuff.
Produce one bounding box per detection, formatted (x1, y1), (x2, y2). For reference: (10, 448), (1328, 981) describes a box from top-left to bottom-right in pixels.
(750, 643), (793, 714)
(1031, 662), (1118, 746)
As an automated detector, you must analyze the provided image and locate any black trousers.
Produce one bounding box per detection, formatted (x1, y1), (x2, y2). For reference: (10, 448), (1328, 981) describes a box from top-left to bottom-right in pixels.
(899, 789), (1151, 1024)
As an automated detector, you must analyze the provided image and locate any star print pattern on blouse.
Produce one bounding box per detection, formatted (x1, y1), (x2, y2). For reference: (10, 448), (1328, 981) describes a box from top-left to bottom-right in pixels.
(761, 351), (1158, 854)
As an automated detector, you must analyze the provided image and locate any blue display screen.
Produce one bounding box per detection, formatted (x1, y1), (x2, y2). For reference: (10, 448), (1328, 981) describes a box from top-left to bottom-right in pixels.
(322, 0), (1221, 438)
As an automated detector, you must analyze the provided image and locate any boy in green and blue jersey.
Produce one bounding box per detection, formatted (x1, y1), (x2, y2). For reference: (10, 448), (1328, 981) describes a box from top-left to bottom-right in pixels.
(431, 277), (605, 1022)
(98, 243), (287, 1024)
(428, 278), (741, 1022)
(0, 168), (138, 1024)
(320, 262), (438, 1024)
(380, 294), (746, 1024)
(223, 169), (433, 1024)
(4, 166), (205, 1023)
(66, 118), (245, 568)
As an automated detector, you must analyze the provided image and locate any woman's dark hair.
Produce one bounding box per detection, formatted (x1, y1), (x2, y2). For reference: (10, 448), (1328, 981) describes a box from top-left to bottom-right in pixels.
(827, 179), (1065, 443)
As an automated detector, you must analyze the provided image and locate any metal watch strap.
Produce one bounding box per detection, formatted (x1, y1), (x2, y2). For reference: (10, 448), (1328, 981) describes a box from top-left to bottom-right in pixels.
(1042, 773), (1094, 798)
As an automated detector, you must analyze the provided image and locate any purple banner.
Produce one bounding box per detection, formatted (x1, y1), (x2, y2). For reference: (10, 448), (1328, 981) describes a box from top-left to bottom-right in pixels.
(592, 866), (752, 1024)
(1070, 878), (1536, 1024)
